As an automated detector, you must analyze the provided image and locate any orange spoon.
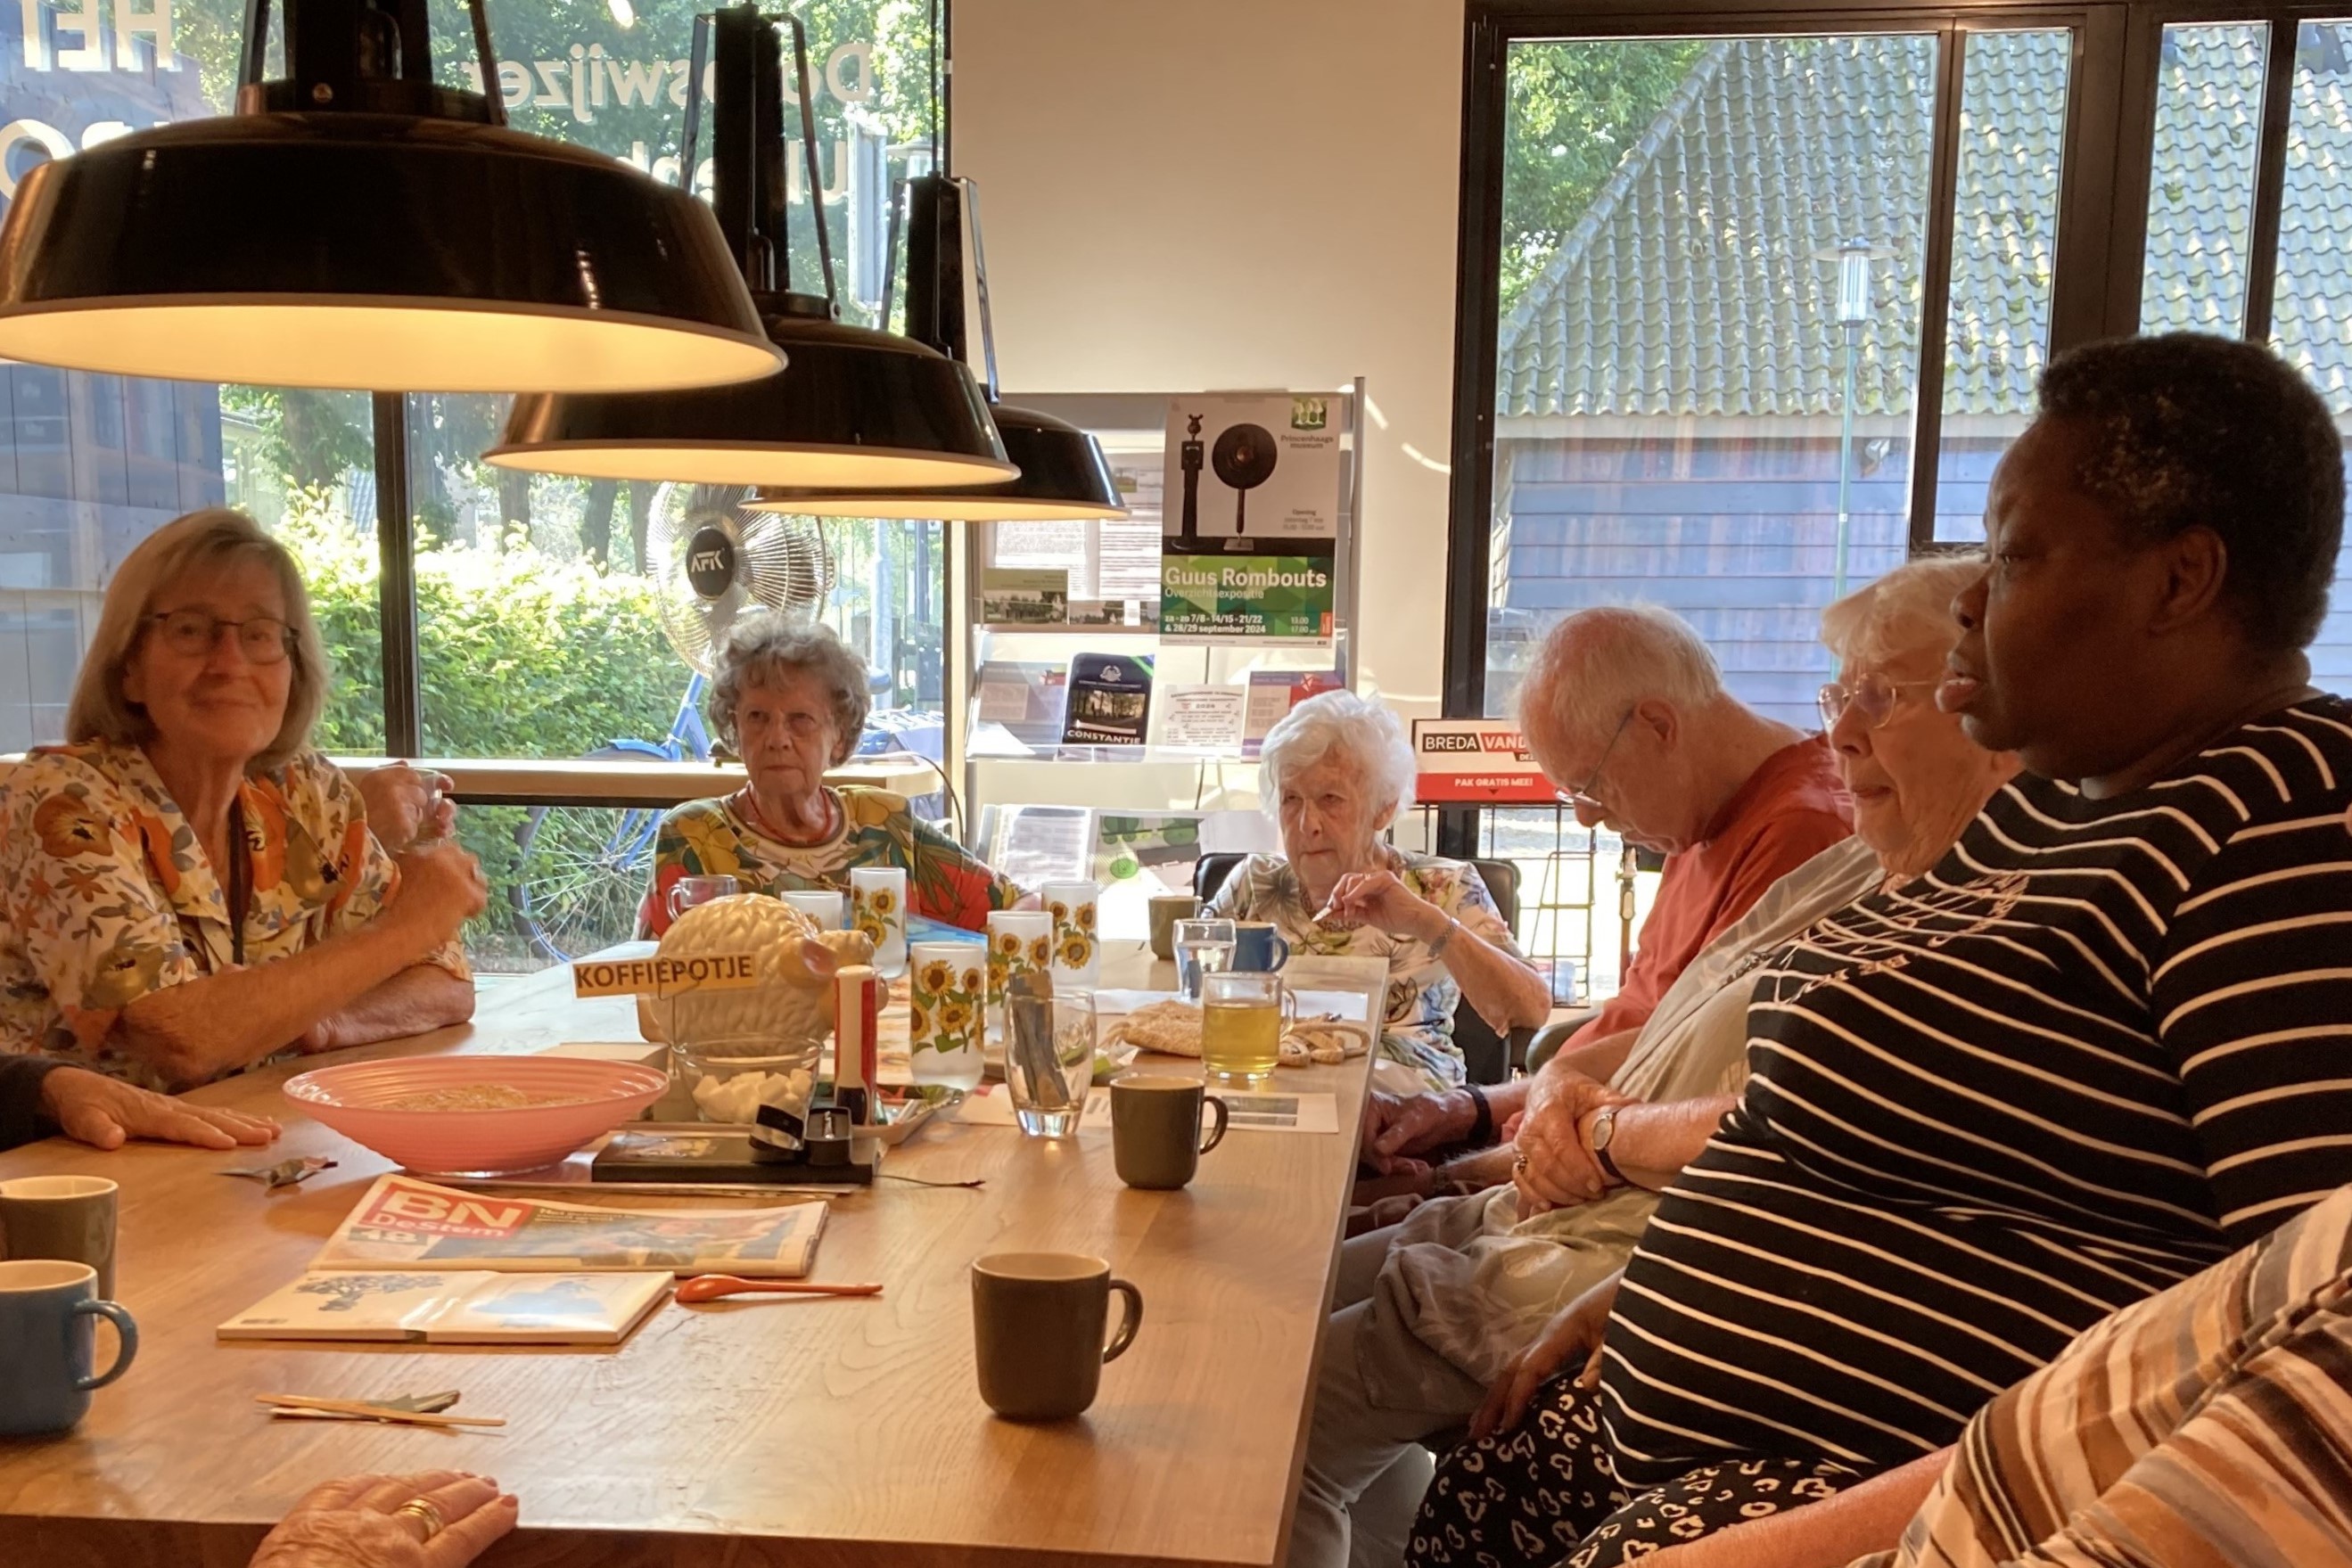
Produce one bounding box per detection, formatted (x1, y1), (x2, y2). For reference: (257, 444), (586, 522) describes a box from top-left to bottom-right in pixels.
(675, 1276), (885, 1304)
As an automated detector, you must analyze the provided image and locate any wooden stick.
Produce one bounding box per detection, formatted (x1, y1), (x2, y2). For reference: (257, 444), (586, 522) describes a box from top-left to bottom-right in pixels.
(255, 1394), (506, 1429)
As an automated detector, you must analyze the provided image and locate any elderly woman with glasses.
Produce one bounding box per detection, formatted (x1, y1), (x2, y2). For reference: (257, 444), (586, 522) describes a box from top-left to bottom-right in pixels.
(1205, 690), (1551, 1092)
(0, 510), (483, 1092)
(638, 615), (1021, 937)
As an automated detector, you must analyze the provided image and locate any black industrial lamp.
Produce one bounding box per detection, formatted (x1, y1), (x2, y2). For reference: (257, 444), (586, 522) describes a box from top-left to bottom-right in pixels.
(481, 7), (1014, 490)
(0, 0), (782, 393)
(748, 174), (1126, 521)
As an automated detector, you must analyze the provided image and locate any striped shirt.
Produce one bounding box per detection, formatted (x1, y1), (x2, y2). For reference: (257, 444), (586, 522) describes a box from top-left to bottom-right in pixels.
(1600, 696), (2352, 1486)
(1860, 1179), (2352, 1568)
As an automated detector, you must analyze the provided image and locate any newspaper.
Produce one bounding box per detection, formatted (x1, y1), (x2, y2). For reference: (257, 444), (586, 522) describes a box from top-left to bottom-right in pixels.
(314, 1175), (827, 1278)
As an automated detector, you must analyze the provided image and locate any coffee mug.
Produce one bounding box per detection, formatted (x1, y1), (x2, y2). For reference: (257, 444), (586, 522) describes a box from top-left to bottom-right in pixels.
(1230, 921), (1291, 973)
(971, 1252), (1142, 1421)
(1111, 1074), (1229, 1190)
(0, 1260), (137, 1436)
(667, 874), (739, 923)
(0, 1175), (118, 1299)
(1147, 894), (1200, 961)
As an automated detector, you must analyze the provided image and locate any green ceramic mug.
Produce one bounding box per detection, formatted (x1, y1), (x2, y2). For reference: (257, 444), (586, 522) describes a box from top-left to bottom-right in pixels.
(970, 1252), (1142, 1421)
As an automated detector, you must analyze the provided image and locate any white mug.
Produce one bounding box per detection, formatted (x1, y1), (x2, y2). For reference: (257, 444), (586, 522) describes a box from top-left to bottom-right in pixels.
(781, 889), (846, 930)
(1040, 879), (1101, 988)
(849, 867), (909, 978)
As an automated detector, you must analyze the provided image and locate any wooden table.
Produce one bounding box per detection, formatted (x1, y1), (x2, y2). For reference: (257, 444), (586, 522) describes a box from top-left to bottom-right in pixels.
(0, 941), (1375, 1567)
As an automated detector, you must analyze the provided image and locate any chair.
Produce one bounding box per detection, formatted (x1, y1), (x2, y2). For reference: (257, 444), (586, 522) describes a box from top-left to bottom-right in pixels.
(1193, 850), (1245, 905)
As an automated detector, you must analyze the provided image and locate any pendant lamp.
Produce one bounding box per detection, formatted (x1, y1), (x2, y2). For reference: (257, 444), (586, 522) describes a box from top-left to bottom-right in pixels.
(747, 174), (1127, 521)
(0, 0), (781, 393)
(481, 9), (1013, 490)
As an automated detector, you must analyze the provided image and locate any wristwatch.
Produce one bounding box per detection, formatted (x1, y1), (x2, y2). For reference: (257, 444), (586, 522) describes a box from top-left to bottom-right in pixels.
(1584, 1105), (1626, 1187)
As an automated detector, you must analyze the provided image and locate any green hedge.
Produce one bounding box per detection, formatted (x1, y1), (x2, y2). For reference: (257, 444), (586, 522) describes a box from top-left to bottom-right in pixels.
(283, 503), (691, 966)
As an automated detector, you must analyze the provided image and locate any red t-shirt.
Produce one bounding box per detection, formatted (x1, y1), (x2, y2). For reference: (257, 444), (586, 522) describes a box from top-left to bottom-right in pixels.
(1566, 735), (1853, 1054)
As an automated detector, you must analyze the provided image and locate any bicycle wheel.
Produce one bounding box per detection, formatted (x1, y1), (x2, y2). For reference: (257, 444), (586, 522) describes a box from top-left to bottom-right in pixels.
(513, 747), (665, 963)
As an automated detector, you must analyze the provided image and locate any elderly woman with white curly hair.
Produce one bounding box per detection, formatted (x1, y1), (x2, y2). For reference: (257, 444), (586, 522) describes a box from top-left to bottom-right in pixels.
(638, 615), (1022, 937)
(1205, 691), (1550, 1091)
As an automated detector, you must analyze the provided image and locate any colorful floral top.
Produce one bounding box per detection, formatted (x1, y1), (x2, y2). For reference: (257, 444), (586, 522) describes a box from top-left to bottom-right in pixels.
(0, 742), (472, 1090)
(637, 787), (1023, 938)
(1205, 848), (1523, 1090)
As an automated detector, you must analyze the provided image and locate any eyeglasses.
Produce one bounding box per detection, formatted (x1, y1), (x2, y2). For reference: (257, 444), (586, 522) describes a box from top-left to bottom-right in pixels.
(143, 610), (293, 664)
(1818, 673), (1939, 731)
(1557, 710), (1633, 809)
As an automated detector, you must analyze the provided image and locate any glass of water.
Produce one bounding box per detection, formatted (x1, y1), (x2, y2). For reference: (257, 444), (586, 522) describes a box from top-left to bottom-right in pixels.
(1172, 918), (1237, 1003)
(1004, 992), (1097, 1138)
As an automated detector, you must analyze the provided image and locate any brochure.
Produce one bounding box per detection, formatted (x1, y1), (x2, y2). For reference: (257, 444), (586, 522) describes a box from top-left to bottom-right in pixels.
(1060, 653), (1155, 746)
(220, 1269), (670, 1344)
(313, 1174), (828, 1277)
(980, 567), (1069, 625)
(1158, 684), (1247, 751)
(1244, 669), (1345, 756)
(1162, 391), (1345, 552)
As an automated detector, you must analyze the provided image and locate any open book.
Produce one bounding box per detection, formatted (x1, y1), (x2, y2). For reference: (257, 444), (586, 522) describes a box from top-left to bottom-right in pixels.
(315, 1174), (827, 1277)
(220, 1270), (670, 1345)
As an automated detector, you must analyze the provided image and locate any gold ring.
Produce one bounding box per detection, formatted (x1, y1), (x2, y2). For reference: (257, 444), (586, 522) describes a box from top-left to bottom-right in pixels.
(393, 1498), (445, 1540)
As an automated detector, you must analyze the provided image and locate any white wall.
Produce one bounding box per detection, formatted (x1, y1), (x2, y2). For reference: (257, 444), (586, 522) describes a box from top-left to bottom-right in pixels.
(953, 0), (1468, 723)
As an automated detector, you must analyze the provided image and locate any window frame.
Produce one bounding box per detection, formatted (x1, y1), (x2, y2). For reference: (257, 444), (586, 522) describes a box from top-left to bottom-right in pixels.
(1441, 0), (2346, 852)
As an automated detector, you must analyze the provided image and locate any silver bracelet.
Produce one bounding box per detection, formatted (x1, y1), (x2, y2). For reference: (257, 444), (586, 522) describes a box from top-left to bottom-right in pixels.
(1428, 917), (1461, 960)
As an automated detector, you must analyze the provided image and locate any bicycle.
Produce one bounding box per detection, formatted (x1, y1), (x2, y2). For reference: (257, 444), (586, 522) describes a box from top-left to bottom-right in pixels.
(511, 673), (712, 962)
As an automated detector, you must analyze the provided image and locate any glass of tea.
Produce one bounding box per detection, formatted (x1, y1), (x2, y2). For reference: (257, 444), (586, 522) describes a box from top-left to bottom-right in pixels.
(1200, 971), (1292, 1088)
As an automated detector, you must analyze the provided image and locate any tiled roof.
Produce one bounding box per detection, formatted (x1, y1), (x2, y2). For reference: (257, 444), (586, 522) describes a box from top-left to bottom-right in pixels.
(1499, 28), (2352, 419)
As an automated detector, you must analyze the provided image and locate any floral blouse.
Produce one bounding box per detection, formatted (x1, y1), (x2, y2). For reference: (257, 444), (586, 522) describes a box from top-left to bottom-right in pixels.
(1205, 848), (1523, 1090)
(0, 742), (471, 1090)
(638, 787), (1023, 938)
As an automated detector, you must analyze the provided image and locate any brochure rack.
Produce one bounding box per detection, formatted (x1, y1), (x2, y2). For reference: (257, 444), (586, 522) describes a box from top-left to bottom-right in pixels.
(950, 382), (1366, 936)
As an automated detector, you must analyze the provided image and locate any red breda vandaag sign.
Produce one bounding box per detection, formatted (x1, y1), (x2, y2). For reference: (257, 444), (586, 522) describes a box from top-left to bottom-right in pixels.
(1410, 720), (1558, 804)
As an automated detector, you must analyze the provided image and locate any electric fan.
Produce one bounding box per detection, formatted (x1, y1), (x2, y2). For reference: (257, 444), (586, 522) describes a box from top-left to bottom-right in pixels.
(645, 483), (836, 673)
(1211, 423), (1279, 535)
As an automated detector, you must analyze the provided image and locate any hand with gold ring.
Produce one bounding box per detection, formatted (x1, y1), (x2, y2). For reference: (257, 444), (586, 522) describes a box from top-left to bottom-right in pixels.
(247, 1470), (517, 1568)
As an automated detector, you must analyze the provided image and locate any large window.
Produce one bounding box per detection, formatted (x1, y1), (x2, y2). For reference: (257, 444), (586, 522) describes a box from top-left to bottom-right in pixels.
(0, 0), (943, 971)
(1454, 0), (2352, 993)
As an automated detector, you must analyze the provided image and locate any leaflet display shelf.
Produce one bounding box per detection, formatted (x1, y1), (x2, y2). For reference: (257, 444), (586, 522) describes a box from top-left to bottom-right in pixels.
(955, 384), (1364, 813)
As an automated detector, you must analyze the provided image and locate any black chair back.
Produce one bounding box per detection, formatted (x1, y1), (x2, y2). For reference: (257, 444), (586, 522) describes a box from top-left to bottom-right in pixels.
(1193, 851), (1246, 905)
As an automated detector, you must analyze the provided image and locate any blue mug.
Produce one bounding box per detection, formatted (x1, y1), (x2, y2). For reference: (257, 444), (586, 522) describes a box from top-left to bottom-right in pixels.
(0, 1260), (137, 1436)
(1230, 922), (1292, 973)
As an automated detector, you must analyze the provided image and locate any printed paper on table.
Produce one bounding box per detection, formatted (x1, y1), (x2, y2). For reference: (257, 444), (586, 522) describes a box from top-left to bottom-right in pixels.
(314, 1174), (826, 1277)
(220, 1269), (670, 1344)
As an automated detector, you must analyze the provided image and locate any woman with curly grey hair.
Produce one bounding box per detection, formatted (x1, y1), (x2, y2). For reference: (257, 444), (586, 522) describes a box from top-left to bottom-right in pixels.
(637, 615), (1021, 935)
(1205, 690), (1550, 1091)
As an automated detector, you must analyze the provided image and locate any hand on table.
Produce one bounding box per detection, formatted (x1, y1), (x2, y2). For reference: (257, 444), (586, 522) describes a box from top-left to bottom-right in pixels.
(1359, 1088), (1476, 1174)
(1471, 1270), (1621, 1441)
(249, 1472), (516, 1568)
(1513, 1068), (1632, 1215)
(40, 1067), (279, 1152)
(356, 763), (456, 852)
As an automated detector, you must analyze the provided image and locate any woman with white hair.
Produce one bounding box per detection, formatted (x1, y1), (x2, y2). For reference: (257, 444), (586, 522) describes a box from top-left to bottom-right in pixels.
(638, 615), (1020, 936)
(0, 510), (483, 1092)
(1206, 690), (1550, 1091)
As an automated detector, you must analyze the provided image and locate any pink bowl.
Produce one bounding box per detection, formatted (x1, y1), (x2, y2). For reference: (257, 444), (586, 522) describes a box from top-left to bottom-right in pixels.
(284, 1056), (668, 1178)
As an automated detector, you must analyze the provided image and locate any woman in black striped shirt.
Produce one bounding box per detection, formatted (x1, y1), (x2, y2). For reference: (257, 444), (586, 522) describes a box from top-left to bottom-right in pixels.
(1408, 333), (2352, 1568)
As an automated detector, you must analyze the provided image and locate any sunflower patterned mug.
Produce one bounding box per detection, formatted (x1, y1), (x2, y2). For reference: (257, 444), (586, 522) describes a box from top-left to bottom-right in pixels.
(984, 910), (1055, 1041)
(908, 942), (986, 1089)
(1040, 880), (1101, 988)
(849, 866), (909, 979)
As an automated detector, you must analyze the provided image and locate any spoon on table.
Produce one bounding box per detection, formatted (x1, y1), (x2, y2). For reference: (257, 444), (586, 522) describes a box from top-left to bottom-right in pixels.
(675, 1276), (885, 1304)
